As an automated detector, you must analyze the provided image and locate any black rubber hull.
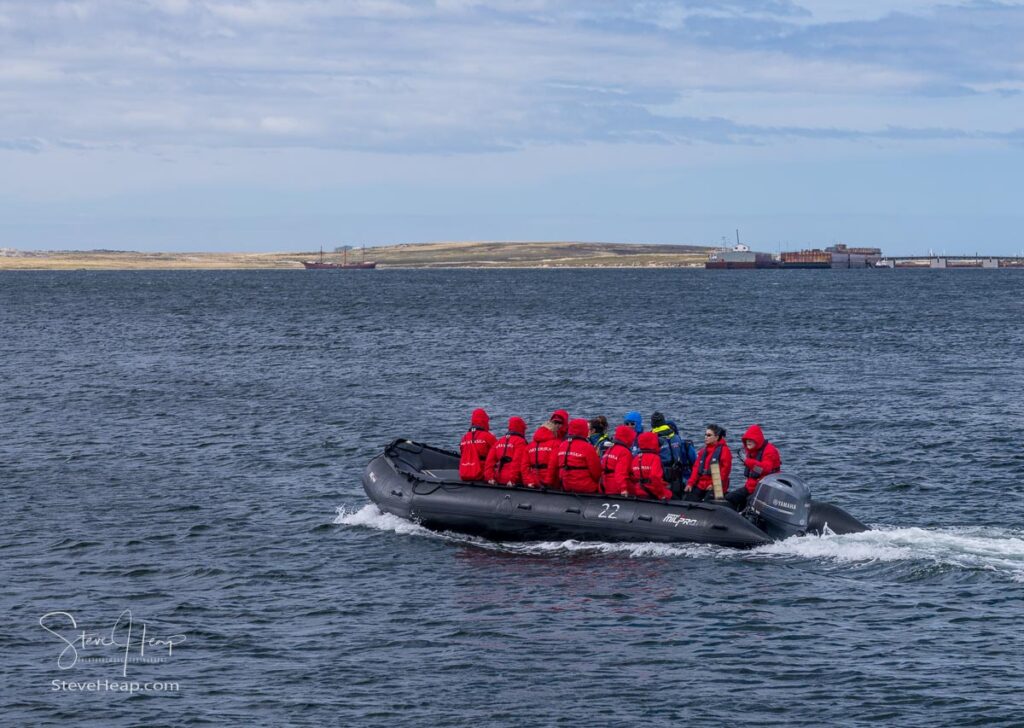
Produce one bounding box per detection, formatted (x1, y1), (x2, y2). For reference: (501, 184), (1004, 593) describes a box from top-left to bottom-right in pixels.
(362, 440), (867, 548)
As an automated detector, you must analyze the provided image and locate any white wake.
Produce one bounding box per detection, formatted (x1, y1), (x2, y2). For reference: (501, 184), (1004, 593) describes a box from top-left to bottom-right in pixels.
(335, 504), (1024, 580)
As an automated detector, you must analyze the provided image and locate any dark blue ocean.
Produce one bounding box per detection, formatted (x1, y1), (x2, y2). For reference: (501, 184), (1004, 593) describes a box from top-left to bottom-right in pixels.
(2, 269), (1023, 727)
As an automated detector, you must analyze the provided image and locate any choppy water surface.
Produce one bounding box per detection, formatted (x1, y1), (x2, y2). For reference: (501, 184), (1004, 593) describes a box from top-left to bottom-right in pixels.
(1, 269), (1023, 727)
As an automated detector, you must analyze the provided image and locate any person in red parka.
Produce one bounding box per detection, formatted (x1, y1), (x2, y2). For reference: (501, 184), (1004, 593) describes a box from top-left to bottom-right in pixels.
(544, 409), (570, 441)
(629, 431), (673, 500)
(600, 425), (636, 496)
(523, 426), (559, 489)
(685, 424), (731, 501)
(459, 408), (496, 481)
(484, 416), (529, 486)
(552, 418), (602, 493)
(726, 424), (782, 511)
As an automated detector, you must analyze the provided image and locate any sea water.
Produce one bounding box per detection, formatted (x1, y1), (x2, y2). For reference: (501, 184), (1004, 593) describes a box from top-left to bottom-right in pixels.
(2, 269), (1023, 726)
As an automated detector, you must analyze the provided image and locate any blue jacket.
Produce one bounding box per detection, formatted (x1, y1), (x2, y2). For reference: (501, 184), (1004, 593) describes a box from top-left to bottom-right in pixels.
(652, 422), (697, 480)
(588, 432), (613, 456)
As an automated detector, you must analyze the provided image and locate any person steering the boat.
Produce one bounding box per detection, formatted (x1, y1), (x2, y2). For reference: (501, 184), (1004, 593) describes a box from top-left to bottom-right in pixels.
(629, 432), (673, 500)
(485, 416), (529, 487)
(726, 424), (782, 511)
(458, 408), (497, 482)
(552, 418), (602, 493)
(685, 424), (732, 501)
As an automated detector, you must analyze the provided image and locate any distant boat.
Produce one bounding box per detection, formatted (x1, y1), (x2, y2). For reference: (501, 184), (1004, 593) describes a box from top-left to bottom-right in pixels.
(302, 246), (377, 270)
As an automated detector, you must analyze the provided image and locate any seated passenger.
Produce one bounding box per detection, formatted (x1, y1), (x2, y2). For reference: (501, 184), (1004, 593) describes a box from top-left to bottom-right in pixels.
(629, 432), (673, 500)
(552, 418), (602, 493)
(523, 426), (559, 489)
(459, 408), (497, 481)
(623, 410), (644, 455)
(600, 425), (636, 496)
(726, 424), (782, 511)
(543, 409), (570, 441)
(685, 424), (731, 502)
(484, 416), (529, 486)
(588, 416), (613, 456)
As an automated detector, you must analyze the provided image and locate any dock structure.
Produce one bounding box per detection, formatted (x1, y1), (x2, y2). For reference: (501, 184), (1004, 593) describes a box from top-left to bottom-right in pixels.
(876, 256), (1024, 269)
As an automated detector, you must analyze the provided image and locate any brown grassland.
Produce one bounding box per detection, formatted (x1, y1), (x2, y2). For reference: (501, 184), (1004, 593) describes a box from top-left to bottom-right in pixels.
(0, 241), (712, 270)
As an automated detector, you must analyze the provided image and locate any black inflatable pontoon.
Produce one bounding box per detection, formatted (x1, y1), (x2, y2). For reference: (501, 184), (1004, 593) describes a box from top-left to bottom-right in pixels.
(362, 439), (869, 549)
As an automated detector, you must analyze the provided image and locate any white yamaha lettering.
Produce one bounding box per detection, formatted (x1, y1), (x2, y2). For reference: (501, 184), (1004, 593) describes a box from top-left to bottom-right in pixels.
(771, 498), (797, 511)
(598, 503), (620, 519)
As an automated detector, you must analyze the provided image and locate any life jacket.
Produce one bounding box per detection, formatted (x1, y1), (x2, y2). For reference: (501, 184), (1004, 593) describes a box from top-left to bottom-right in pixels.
(590, 432), (612, 455)
(560, 436), (590, 470)
(653, 424), (693, 471)
(697, 443), (725, 477)
(493, 432), (526, 482)
(459, 427), (490, 481)
(744, 443), (771, 479)
(630, 451), (670, 500)
(602, 438), (631, 475)
(524, 431), (556, 487)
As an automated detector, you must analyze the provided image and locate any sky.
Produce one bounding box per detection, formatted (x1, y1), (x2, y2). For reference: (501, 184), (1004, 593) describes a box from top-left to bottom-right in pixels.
(2, 0), (1024, 255)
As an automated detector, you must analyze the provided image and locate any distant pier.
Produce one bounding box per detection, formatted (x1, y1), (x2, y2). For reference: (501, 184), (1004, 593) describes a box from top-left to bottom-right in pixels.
(875, 256), (1024, 269)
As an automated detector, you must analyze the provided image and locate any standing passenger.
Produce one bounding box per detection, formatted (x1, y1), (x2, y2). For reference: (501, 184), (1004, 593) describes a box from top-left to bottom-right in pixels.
(552, 419), (602, 493)
(485, 416), (529, 486)
(629, 432), (673, 500)
(685, 424), (731, 501)
(600, 425), (636, 496)
(726, 424), (782, 511)
(523, 426), (559, 489)
(459, 408), (497, 482)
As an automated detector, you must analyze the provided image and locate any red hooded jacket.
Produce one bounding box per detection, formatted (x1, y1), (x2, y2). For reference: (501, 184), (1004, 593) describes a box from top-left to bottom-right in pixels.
(484, 417), (529, 485)
(547, 409), (570, 441)
(687, 436), (732, 492)
(459, 408), (496, 481)
(600, 425), (636, 496)
(552, 419), (602, 493)
(741, 424), (781, 494)
(523, 426), (559, 488)
(629, 432), (672, 500)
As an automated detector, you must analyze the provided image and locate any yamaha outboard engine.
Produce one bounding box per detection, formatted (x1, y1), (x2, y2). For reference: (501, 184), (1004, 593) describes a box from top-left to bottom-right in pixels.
(744, 473), (811, 540)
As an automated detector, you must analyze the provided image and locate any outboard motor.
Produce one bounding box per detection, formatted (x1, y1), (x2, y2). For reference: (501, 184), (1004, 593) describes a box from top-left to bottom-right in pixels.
(744, 473), (811, 541)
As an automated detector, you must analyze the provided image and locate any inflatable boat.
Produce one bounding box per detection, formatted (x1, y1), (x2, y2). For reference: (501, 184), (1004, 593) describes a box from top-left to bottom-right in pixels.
(362, 439), (869, 549)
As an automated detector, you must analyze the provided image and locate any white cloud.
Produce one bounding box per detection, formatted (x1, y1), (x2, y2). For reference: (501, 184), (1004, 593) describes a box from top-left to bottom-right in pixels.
(793, 0), (975, 23)
(0, 0), (1022, 154)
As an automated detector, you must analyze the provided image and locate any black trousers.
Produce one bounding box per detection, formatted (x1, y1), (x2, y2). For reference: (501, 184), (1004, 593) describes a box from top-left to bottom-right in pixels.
(725, 489), (749, 511)
(683, 488), (714, 502)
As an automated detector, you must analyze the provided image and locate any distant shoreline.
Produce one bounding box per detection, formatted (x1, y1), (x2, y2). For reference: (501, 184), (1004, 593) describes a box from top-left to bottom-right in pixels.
(0, 242), (713, 270)
(3, 243), (1021, 270)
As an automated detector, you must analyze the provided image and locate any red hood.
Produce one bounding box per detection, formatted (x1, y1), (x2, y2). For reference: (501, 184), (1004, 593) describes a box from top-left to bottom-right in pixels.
(507, 416), (526, 436)
(532, 426), (554, 443)
(470, 408), (490, 430)
(613, 425), (636, 447)
(637, 431), (660, 452)
(550, 409), (569, 438)
(567, 418), (589, 438)
(742, 424), (765, 450)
